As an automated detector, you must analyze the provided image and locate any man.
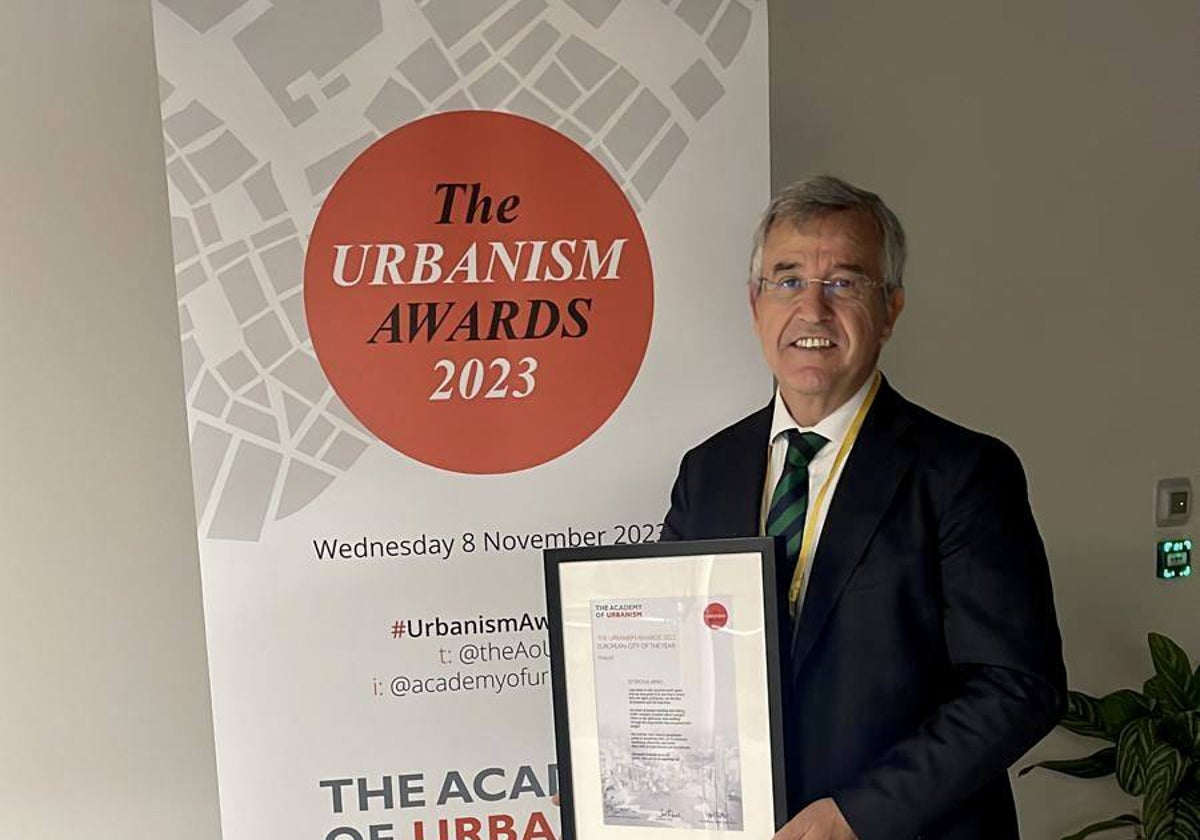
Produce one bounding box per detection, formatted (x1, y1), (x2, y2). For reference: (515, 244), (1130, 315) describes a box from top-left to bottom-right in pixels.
(661, 176), (1065, 840)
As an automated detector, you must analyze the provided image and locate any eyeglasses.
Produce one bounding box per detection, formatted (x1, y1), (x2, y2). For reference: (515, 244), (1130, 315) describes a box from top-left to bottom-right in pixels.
(754, 272), (887, 303)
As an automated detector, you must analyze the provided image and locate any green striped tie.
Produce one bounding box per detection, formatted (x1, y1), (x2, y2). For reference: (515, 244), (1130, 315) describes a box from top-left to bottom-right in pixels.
(767, 430), (829, 567)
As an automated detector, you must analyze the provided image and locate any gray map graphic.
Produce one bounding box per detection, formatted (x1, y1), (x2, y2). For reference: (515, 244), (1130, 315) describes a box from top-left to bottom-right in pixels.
(156, 0), (758, 541)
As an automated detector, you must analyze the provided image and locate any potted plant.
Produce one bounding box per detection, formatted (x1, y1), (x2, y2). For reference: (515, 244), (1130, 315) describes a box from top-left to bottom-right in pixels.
(1021, 632), (1200, 839)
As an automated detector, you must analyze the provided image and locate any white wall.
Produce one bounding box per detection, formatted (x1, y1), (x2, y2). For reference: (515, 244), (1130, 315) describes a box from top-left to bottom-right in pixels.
(0, 2), (222, 837)
(768, 1), (1200, 836)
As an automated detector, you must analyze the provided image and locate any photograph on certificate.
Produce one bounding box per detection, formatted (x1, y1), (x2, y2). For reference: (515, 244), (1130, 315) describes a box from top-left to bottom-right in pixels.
(590, 595), (742, 830)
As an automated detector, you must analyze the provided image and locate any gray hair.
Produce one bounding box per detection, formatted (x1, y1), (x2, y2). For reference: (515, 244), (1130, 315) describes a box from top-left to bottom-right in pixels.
(749, 175), (907, 289)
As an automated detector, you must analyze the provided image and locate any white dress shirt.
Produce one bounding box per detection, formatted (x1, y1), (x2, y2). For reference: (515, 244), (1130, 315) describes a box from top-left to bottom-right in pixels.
(760, 372), (878, 616)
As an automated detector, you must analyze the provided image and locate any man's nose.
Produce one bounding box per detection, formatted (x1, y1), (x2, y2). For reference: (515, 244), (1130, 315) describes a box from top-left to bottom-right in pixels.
(792, 281), (832, 321)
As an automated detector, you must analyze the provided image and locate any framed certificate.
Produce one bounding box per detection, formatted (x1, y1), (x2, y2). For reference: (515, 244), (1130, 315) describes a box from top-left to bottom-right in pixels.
(544, 538), (789, 840)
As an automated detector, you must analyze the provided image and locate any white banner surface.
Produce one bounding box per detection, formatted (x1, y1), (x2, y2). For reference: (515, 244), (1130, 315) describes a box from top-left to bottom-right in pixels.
(152, 2), (769, 838)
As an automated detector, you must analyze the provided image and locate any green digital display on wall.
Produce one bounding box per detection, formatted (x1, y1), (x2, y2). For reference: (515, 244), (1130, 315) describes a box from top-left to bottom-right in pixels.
(1157, 538), (1193, 580)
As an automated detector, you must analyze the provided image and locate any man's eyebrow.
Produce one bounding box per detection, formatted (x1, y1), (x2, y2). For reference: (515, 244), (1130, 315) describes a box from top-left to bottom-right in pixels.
(769, 260), (869, 274)
(834, 261), (870, 274)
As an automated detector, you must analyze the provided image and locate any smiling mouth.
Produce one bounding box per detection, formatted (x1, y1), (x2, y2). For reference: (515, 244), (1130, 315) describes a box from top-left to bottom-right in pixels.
(791, 337), (836, 349)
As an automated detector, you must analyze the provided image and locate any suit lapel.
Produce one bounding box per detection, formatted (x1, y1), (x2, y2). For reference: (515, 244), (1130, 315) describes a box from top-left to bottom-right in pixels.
(720, 404), (771, 537)
(789, 380), (916, 670)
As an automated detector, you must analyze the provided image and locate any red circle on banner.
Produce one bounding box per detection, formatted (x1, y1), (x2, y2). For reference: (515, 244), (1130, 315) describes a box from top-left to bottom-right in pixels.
(305, 111), (653, 474)
(703, 602), (729, 629)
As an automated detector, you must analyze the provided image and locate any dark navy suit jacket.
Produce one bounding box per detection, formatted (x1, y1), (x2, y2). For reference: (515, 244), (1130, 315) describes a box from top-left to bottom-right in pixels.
(661, 378), (1065, 840)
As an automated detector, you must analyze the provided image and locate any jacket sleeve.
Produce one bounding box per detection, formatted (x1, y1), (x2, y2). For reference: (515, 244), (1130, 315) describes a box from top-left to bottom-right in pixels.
(659, 449), (693, 542)
(833, 438), (1067, 840)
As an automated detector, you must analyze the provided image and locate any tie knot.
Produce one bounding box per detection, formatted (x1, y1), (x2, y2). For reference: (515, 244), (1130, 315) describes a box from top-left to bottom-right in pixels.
(784, 430), (828, 468)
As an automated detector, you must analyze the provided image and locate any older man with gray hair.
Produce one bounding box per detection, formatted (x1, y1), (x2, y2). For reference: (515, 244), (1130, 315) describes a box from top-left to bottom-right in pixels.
(662, 175), (1065, 840)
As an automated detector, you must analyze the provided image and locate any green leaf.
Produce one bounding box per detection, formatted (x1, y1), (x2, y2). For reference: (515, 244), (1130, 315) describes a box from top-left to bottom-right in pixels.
(1146, 676), (1186, 715)
(1062, 691), (1114, 740)
(1100, 689), (1154, 737)
(1142, 743), (1191, 840)
(1158, 711), (1200, 758)
(1146, 813), (1186, 840)
(1143, 742), (1189, 810)
(1145, 792), (1200, 840)
(1060, 813), (1139, 840)
(1020, 746), (1117, 779)
(1117, 716), (1159, 795)
(1178, 786), (1200, 836)
(1148, 633), (1193, 711)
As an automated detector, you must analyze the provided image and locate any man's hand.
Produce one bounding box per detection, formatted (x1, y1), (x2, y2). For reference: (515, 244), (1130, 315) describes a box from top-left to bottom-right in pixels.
(773, 798), (856, 840)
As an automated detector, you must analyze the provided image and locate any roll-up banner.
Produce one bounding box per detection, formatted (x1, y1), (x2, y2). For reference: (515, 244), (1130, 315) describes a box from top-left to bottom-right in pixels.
(152, 2), (769, 838)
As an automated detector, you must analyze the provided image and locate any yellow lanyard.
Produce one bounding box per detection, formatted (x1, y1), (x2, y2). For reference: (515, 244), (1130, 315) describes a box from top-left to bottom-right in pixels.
(787, 372), (881, 615)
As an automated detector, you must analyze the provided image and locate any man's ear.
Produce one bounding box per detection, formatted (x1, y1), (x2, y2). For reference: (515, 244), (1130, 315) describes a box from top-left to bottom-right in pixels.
(747, 281), (764, 335)
(881, 287), (905, 342)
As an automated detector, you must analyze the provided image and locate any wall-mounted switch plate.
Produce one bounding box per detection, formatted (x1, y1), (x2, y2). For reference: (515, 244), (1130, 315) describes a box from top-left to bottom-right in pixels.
(1156, 477), (1192, 527)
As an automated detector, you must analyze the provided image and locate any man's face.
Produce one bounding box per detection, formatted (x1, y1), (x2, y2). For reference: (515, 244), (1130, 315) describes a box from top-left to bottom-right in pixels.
(750, 210), (904, 423)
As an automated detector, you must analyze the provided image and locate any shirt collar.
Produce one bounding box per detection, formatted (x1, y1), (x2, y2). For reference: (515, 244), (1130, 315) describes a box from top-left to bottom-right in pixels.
(769, 371), (878, 452)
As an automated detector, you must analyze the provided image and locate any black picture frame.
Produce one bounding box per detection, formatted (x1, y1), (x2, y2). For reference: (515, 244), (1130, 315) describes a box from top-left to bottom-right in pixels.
(543, 537), (789, 840)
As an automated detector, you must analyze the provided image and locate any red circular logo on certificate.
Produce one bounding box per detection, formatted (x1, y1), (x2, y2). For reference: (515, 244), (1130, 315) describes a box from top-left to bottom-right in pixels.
(703, 602), (729, 629)
(304, 111), (653, 474)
